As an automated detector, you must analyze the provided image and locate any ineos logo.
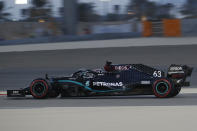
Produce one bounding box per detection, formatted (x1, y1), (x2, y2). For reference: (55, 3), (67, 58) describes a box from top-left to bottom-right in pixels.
(170, 67), (183, 71)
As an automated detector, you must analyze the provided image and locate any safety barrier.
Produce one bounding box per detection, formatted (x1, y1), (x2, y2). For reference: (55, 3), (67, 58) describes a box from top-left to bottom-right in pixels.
(143, 19), (181, 37)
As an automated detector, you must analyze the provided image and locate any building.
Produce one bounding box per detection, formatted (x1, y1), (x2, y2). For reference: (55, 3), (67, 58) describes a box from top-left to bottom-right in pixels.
(0, 0), (62, 21)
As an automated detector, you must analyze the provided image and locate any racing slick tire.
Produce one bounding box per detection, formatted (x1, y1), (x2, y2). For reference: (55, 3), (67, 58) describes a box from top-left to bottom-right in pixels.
(30, 78), (51, 99)
(153, 78), (174, 98)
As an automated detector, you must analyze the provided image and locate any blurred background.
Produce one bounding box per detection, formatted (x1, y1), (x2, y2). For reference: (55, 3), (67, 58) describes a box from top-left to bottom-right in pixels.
(0, 0), (196, 43)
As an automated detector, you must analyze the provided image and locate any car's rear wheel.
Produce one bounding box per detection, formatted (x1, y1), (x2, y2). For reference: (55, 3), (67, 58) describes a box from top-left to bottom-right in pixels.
(153, 78), (174, 98)
(30, 78), (50, 99)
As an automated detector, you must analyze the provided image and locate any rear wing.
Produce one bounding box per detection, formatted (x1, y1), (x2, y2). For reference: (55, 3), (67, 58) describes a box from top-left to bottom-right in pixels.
(167, 64), (193, 86)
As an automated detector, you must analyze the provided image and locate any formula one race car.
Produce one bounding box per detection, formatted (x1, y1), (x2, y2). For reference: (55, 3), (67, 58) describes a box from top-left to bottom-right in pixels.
(7, 61), (193, 99)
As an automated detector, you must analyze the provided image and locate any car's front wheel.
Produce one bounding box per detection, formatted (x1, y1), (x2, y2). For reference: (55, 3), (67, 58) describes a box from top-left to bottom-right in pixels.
(30, 78), (50, 99)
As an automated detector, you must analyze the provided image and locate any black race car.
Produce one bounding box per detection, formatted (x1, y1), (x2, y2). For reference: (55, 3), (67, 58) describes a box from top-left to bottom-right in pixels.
(7, 62), (193, 99)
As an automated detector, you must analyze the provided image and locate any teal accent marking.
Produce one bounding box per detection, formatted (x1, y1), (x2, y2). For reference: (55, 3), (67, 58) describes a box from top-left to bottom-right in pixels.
(156, 82), (169, 94)
(85, 81), (90, 87)
(58, 80), (123, 93)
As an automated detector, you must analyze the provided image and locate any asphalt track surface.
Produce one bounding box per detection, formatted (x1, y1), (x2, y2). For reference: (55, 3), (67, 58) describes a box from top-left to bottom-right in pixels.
(0, 44), (197, 108)
(0, 92), (196, 108)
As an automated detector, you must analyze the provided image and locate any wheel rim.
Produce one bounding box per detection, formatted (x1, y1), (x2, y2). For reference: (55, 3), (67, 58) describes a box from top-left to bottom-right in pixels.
(30, 80), (48, 98)
(156, 82), (169, 94)
(32, 82), (46, 96)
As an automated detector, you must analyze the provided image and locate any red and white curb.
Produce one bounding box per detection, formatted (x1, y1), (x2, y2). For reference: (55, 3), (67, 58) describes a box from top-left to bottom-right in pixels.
(0, 91), (7, 96)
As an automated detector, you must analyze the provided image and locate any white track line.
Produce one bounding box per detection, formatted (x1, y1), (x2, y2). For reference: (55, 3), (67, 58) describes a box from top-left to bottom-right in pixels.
(0, 37), (197, 53)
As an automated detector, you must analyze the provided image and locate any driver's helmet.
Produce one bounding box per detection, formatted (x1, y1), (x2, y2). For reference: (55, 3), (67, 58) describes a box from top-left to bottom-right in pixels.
(104, 61), (115, 72)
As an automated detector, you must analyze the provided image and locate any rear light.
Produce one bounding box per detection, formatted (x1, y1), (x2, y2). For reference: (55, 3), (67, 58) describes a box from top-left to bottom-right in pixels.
(171, 74), (184, 79)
